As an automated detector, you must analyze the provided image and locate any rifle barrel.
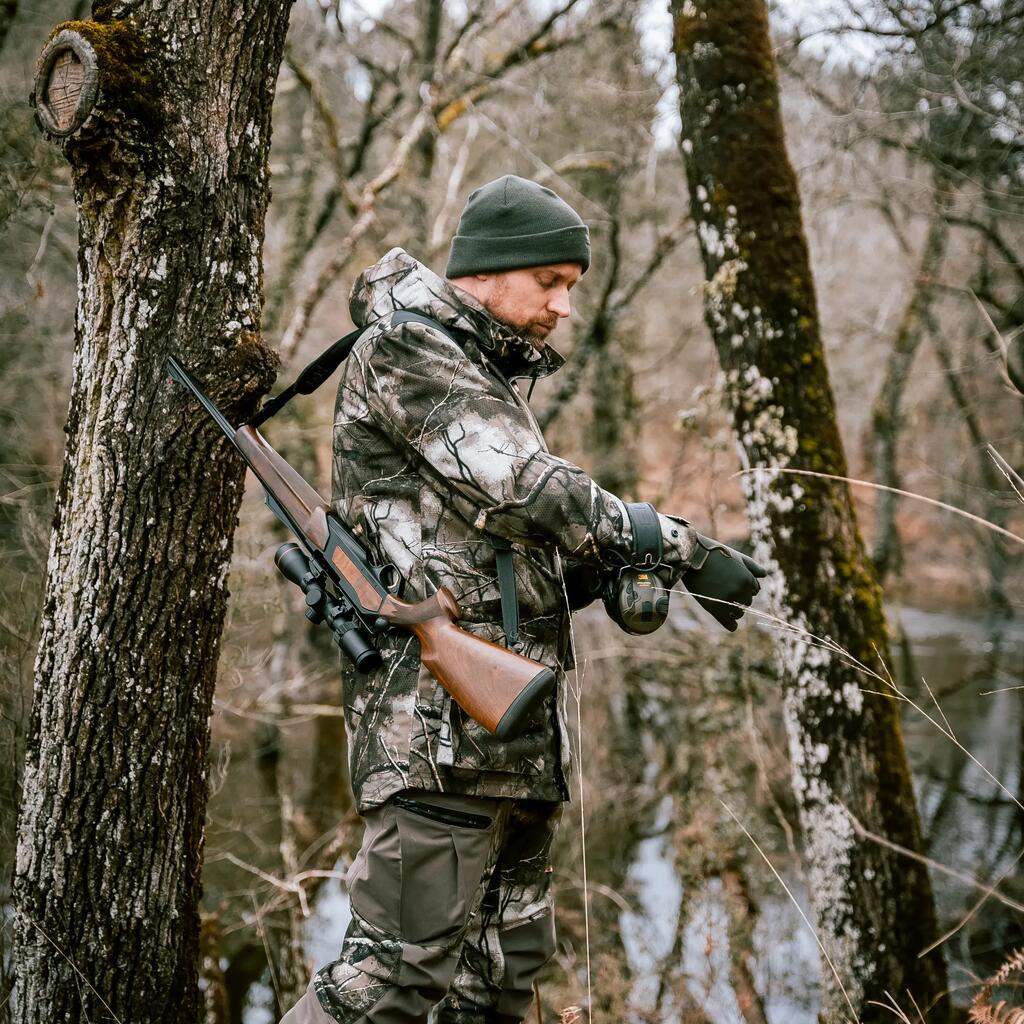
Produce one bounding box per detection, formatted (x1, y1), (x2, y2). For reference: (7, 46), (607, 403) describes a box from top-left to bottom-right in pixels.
(167, 357), (238, 441)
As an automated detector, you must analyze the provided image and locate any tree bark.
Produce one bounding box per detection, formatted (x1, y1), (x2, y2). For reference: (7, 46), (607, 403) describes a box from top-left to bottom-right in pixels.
(670, 2), (949, 1020)
(13, 4), (291, 1022)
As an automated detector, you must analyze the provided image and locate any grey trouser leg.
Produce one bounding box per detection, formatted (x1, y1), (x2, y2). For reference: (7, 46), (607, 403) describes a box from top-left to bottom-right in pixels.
(436, 800), (562, 1024)
(280, 982), (337, 1024)
(285, 790), (507, 1024)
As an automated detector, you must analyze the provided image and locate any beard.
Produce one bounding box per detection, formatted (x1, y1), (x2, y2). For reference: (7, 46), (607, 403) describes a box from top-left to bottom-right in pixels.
(524, 318), (557, 343)
(484, 279), (557, 349)
(489, 309), (555, 349)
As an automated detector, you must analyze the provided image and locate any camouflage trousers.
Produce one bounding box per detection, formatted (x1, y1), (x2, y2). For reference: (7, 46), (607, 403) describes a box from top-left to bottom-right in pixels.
(280, 789), (562, 1024)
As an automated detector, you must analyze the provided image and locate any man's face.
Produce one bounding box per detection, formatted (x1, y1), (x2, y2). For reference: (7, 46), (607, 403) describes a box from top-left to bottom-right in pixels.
(476, 263), (582, 349)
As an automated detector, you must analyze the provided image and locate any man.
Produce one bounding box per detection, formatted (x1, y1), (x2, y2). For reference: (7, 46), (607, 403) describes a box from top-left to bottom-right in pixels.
(281, 175), (764, 1023)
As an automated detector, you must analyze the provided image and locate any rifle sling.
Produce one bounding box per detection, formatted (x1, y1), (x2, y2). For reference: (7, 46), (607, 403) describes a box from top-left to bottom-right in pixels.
(490, 535), (520, 649)
(250, 308), (522, 649)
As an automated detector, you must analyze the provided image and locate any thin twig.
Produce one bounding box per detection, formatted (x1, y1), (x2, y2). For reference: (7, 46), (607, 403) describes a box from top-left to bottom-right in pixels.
(919, 846), (1024, 957)
(23, 917), (124, 1024)
(987, 444), (1024, 503)
(844, 808), (1024, 915)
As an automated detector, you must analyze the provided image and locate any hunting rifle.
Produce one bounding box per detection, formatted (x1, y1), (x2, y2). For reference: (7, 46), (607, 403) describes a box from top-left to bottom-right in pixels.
(166, 357), (555, 741)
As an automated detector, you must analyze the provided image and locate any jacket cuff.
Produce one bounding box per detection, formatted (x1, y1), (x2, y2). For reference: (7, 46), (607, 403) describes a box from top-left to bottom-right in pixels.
(657, 513), (700, 576)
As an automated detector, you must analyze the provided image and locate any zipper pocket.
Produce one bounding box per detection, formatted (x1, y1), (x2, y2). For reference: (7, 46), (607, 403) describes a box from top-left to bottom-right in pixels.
(393, 795), (492, 830)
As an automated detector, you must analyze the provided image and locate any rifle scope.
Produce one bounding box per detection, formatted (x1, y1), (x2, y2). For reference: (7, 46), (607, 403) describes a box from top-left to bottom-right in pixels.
(275, 542), (381, 673)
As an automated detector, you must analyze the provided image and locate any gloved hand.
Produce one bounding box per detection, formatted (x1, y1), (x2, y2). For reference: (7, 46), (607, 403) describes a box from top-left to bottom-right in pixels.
(682, 534), (767, 631)
(561, 559), (606, 611)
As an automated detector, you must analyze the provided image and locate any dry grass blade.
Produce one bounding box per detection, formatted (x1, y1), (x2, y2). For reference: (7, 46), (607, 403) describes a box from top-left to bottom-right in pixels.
(736, 467), (1024, 546)
(862, 645), (1024, 817)
(23, 917), (124, 1024)
(558, 564), (593, 1022)
(718, 799), (860, 1024)
(866, 989), (924, 1023)
(986, 444), (1024, 503)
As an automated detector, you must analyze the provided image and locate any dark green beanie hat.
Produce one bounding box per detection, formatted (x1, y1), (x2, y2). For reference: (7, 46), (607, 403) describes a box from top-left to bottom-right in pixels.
(446, 175), (591, 278)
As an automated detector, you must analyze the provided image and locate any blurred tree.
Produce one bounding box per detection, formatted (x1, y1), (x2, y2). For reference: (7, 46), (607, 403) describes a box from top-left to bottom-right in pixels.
(12, 1), (291, 1022)
(670, 0), (950, 1019)
(868, 181), (951, 584)
(0, 0), (16, 55)
(783, 0), (1024, 611)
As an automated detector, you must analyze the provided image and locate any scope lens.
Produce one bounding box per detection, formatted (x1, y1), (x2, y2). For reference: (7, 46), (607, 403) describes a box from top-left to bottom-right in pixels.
(337, 625), (381, 673)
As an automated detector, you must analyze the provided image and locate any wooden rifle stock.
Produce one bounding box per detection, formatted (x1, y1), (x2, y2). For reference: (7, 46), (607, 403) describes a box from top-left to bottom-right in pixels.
(233, 425), (555, 739)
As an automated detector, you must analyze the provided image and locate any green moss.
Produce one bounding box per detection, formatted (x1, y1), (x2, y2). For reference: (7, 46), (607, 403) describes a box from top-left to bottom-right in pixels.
(672, 6), (701, 54)
(47, 19), (159, 132)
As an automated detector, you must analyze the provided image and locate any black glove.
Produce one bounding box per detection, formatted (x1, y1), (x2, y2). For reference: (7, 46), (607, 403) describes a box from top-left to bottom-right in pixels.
(561, 560), (607, 611)
(681, 535), (767, 631)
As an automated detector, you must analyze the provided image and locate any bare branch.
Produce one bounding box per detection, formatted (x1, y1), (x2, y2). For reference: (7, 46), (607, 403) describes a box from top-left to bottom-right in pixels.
(346, 0), (418, 52)
(278, 102), (435, 362)
(945, 214), (1024, 293)
(427, 114), (479, 255)
(539, 225), (684, 430)
(283, 45), (360, 213)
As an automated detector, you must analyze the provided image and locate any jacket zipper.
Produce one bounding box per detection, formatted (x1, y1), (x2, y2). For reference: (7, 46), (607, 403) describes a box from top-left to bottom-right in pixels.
(393, 794), (493, 830)
(491, 363), (551, 454)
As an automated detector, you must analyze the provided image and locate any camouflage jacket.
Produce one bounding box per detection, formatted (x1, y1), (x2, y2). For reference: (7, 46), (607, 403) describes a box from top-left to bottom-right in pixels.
(332, 248), (697, 809)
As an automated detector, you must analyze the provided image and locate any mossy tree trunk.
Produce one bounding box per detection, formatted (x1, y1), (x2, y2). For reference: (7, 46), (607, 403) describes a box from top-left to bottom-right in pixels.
(670, 2), (949, 1019)
(13, 3), (291, 1023)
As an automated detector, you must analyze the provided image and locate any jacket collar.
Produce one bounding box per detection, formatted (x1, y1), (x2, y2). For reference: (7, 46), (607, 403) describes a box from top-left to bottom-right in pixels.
(349, 248), (565, 383)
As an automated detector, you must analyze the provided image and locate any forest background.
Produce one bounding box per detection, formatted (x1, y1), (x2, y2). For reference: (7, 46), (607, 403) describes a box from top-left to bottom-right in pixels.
(0, 0), (1022, 1022)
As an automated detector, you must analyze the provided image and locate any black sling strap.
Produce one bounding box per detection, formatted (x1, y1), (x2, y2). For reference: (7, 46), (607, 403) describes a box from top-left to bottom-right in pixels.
(250, 311), (444, 428)
(490, 535), (520, 649)
(251, 309), (522, 648)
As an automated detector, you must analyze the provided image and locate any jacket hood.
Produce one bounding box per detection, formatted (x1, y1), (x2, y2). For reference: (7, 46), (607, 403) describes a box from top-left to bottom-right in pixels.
(348, 248), (565, 382)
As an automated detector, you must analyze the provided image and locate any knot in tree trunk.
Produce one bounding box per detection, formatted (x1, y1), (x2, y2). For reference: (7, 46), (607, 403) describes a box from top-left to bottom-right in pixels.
(32, 19), (158, 168)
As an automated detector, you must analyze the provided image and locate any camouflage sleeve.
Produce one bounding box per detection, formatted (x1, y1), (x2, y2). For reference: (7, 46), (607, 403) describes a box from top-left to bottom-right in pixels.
(355, 321), (698, 573)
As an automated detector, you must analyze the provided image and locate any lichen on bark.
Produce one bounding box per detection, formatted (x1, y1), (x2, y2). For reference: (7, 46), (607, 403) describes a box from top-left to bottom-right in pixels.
(13, 2), (292, 1022)
(670, 0), (949, 1019)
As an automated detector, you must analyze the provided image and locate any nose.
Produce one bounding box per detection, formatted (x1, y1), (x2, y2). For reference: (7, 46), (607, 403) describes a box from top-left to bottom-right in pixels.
(548, 286), (571, 319)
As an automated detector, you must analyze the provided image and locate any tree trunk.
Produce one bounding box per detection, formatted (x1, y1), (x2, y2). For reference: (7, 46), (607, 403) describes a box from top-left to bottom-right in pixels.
(868, 185), (950, 583)
(0, 0), (17, 55)
(670, 2), (949, 1019)
(13, 4), (291, 1023)
(408, 0), (443, 250)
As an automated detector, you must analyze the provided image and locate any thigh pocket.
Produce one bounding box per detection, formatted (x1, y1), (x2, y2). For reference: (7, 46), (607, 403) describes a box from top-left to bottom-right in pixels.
(394, 801), (494, 946)
(346, 808), (403, 937)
